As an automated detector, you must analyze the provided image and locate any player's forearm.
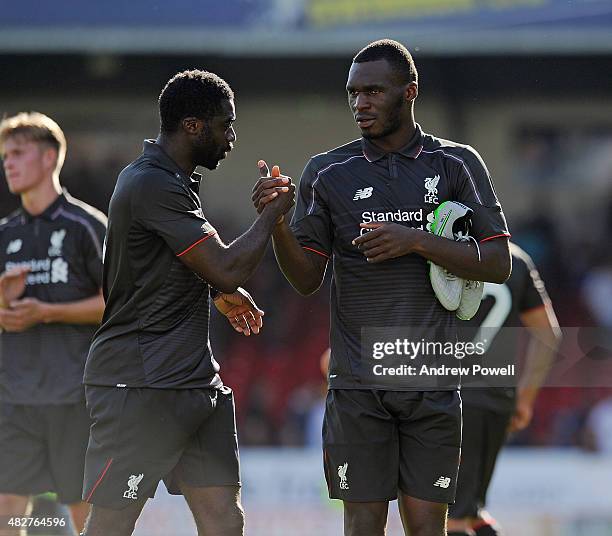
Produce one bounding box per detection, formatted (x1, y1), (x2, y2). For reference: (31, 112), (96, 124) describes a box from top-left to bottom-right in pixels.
(517, 318), (562, 402)
(42, 292), (105, 325)
(272, 222), (326, 295)
(210, 209), (279, 293)
(412, 232), (510, 283)
(515, 342), (556, 408)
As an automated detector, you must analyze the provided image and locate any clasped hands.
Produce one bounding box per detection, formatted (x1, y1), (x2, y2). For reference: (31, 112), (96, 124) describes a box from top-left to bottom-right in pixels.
(251, 160), (295, 224)
(0, 266), (46, 332)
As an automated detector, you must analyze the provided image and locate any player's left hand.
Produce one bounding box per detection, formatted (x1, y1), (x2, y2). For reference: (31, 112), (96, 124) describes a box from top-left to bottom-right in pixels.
(0, 297), (47, 332)
(213, 287), (264, 336)
(352, 223), (420, 263)
(508, 398), (533, 432)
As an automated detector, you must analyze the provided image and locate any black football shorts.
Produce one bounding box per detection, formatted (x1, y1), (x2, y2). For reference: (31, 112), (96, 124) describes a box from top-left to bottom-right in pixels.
(0, 401), (91, 504)
(323, 389), (462, 504)
(82, 385), (240, 510)
(448, 405), (511, 518)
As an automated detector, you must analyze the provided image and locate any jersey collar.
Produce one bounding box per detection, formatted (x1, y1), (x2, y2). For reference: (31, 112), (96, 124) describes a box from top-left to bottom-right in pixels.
(143, 140), (202, 187)
(19, 190), (66, 223)
(361, 123), (424, 162)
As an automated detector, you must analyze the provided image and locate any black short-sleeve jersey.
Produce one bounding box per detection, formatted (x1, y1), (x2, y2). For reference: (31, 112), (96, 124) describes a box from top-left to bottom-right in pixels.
(84, 141), (221, 390)
(290, 125), (510, 390)
(461, 243), (551, 412)
(0, 191), (106, 404)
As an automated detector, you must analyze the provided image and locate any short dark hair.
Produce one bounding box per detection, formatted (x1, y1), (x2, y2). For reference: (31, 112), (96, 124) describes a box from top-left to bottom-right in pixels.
(353, 39), (418, 85)
(158, 69), (234, 133)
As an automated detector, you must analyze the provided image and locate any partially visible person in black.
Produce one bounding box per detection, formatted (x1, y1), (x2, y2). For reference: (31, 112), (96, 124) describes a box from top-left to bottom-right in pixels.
(81, 70), (294, 536)
(447, 243), (561, 536)
(0, 112), (107, 535)
(253, 40), (511, 536)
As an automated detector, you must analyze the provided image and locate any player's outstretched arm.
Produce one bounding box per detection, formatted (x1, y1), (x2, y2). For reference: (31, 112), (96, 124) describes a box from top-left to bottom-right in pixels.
(179, 189), (295, 294)
(252, 161), (327, 295)
(353, 222), (511, 283)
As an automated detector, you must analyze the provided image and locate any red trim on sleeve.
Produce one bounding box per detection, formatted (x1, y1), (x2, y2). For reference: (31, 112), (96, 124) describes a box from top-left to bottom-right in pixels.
(479, 233), (511, 243)
(176, 232), (217, 257)
(472, 519), (497, 530)
(302, 246), (330, 259)
(85, 457), (114, 502)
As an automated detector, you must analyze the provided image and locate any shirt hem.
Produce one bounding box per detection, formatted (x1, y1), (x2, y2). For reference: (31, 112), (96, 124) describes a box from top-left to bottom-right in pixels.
(327, 383), (459, 392)
(83, 376), (223, 390)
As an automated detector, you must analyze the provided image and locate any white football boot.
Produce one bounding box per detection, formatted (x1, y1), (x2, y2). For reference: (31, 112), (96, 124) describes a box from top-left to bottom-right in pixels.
(426, 201), (473, 311)
(456, 277), (484, 320)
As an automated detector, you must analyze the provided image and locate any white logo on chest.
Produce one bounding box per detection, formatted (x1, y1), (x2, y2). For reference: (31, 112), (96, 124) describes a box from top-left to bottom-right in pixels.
(424, 175), (440, 204)
(51, 258), (68, 283)
(353, 187), (373, 201)
(48, 229), (66, 257)
(6, 239), (22, 255)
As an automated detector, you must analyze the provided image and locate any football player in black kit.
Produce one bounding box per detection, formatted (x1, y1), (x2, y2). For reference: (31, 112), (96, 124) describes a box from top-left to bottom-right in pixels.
(0, 112), (107, 535)
(447, 243), (561, 536)
(81, 70), (294, 536)
(253, 40), (511, 536)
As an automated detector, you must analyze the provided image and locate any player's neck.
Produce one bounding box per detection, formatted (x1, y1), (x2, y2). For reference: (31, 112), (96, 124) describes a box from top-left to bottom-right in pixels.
(156, 134), (196, 177)
(21, 177), (62, 216)
(369, 119), (416, 154)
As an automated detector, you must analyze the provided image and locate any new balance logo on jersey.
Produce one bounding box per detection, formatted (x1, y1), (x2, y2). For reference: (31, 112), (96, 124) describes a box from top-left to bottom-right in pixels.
(353, 187), (373, 201)
(48, 229), (66, 257)
(6, 239), (22, 254)
(123, 473), (144, 500)
(424, 175), (440, 204)
(338, 462), (349, 490)
(433, 476), (451, 489)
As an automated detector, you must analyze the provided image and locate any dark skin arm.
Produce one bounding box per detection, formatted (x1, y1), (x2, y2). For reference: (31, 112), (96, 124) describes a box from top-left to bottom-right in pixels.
(252, 161), (328, 295)
(179, 186), (295, 293)
(353, 222), (511, 283)
(271, 221), (328, 295)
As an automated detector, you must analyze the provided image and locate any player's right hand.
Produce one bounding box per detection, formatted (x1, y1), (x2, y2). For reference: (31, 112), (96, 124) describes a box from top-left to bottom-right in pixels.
(0, 267), (29, 309)
(508, 397), (534, 433)
(252, 160), (295, 220)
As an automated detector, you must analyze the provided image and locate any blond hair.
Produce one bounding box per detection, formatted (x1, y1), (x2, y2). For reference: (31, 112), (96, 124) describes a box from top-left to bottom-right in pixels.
(0, 112), (67, 173)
